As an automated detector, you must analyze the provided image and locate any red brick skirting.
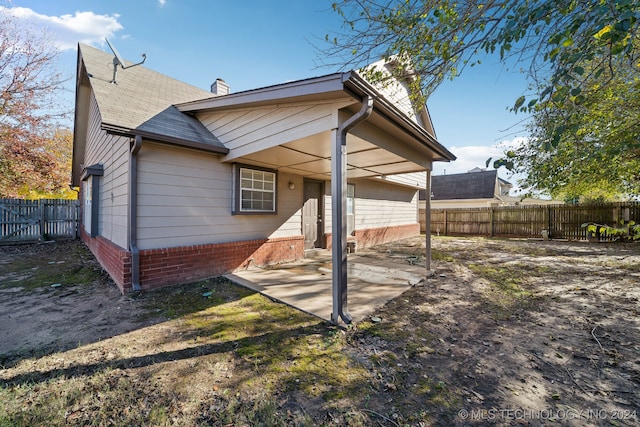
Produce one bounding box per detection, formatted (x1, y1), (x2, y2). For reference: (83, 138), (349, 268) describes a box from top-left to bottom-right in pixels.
(137, 235), (304, 291)
(81, 228), (131, 290)
(325, 223), (419, 251)
(83, 223), (416, 293)
(81, 227), (304, 293)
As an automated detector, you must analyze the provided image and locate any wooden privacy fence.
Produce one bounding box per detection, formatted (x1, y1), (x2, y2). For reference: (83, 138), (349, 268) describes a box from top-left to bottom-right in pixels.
(0, 198), (80, 244)
(419, 202), (640, 241)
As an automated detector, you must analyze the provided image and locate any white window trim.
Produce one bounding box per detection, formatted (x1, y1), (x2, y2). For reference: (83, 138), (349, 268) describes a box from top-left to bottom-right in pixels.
(80, 164), (103, 237)
(347, 183), (355, 235)
(233, 164), (278, 215)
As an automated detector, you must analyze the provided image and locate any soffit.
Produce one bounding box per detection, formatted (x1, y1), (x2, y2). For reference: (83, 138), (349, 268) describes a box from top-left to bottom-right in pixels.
(235, 130), (428, 180)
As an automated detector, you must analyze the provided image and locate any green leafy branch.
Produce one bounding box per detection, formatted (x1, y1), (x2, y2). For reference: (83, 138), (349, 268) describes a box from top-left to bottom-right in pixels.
(581, 220), (640, 241)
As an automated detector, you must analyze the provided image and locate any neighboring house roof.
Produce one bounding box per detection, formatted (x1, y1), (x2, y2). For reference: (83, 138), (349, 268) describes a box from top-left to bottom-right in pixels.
(426, 170), (506, 200)
(75, 44), (227, 153)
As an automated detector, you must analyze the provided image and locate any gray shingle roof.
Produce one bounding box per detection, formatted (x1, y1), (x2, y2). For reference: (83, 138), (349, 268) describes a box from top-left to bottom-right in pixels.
(79, 44), (227, 153)
(430, 170), (499, 200)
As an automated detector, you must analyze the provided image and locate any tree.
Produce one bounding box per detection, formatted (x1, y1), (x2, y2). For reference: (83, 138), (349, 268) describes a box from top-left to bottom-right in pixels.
(0, 127), (75, 199)
(502, 56), (640, 201)
(0, 6), (72, 198)
(324, 1), (640, 197)
(326, 1), (638, 101)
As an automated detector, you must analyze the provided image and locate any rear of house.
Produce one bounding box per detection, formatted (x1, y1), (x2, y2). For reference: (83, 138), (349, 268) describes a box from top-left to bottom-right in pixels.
(72, 44), (455, 294)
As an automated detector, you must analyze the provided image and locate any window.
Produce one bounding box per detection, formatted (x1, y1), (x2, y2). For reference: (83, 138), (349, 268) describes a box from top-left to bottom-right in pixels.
(347, 183), (355, 235)
(83, 176), (93, 234)
(234, 165), (277, 214)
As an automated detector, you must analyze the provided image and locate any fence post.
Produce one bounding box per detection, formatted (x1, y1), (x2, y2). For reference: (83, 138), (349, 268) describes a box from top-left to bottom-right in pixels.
(39, 199), (46, 241)
(443, 210), (448, 236)
(544, 206), (550, 238)
(489, 207), (494, 237)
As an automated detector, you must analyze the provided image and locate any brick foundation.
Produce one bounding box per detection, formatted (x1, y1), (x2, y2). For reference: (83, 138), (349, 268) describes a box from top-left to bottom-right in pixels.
(81, 227), (304, 293)
(81, 228), (131, 290)
(137, 235), (304, 291)
(325, 223), (420, 251)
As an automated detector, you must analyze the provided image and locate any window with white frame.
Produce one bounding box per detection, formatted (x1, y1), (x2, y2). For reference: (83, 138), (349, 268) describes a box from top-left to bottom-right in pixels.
(83, 176), (93, 234)
(346, 183), (355, 234)
(234, 165), (277, 214)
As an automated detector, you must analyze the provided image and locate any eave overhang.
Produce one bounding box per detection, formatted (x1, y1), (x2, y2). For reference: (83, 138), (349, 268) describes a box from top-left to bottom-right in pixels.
(101, 124), (230, 155)
(176, 71), (456, 165)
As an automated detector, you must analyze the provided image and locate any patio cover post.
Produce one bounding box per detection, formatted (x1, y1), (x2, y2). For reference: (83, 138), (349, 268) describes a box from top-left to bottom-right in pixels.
(425, 168), (432, 271)
(331, 96), (373, 325)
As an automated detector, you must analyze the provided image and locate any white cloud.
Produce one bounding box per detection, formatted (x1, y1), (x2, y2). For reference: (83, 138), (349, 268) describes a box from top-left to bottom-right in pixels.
(0, 6), (123, 51)
(434, 137), (526, 175)
(433, 137), (529, 192)
(158, 0), (167, 6)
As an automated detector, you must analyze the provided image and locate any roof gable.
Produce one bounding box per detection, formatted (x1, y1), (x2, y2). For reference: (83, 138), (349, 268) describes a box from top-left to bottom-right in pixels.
(358, 58), (437, 138)
(77, 44), (226, 152)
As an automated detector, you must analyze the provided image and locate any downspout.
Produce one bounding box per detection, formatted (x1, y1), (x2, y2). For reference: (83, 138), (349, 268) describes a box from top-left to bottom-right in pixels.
(331, 95), (374, 325)
(129, 135), (142, 292)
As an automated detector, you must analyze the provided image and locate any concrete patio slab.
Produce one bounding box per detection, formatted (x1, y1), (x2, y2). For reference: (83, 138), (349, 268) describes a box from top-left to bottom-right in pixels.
(225, 249), (429, 324)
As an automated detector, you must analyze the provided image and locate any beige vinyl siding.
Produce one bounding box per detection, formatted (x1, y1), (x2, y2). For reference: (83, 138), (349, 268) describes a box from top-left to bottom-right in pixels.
(376, 79), (419, 124)
(84, 92), (129, 248)
(381, 171), (427, 188)
(198, 101), (347, 161)
(323, 179), (418, 234)
(136, 143), (302, 250)
(362, 59), (421, 124)
(354, 180), (418, 229)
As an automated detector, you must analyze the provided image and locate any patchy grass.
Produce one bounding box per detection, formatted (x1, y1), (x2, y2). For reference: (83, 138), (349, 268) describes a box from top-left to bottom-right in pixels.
(0, 240), (103, 290)
(467, 262), (544, 320)
(2, 236), (639, 426)
(431, 249), (456, 263)
(0, 274), (374, 426)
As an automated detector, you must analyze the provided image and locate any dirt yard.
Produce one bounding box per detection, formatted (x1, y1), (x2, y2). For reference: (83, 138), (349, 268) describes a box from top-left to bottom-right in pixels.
(354, 237), (640, 425)
(1, 237), (639, 426)
(0, 240), (164, 358)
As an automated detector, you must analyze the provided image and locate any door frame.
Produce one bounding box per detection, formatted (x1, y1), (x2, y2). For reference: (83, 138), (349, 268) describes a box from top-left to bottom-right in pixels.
(302, 179), (325, 249)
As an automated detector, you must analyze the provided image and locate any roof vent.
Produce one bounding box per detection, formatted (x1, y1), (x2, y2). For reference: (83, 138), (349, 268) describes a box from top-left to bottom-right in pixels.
(211, 78), (230, 96)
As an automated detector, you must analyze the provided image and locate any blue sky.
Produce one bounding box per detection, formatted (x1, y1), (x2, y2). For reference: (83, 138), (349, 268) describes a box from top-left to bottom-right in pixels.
(4, 0), (531, 185)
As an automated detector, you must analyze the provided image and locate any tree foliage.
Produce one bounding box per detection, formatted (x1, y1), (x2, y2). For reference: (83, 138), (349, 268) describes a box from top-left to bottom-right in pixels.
(0, 127), (75, 199)
(506, 59), (640, 201)
(326, 0), (639, 103)
(0, 6), (72, 198)
(325, 0), (640, 198)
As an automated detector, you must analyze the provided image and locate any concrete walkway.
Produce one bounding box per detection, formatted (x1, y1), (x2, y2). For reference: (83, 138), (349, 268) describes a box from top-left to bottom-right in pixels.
(225, 249), (428, 324)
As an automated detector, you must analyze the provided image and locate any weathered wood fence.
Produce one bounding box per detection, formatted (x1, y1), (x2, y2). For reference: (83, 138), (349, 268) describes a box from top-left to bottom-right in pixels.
(419, 202), (640, 240)
(0, 198), (80, 244)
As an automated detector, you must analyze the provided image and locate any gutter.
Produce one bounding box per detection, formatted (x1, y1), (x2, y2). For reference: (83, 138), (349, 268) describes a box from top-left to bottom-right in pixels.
(331, 93), (374, 325)
(342, 72), (456, 162)
(102, 125), (229, 156)
(129, 135), (143, 292)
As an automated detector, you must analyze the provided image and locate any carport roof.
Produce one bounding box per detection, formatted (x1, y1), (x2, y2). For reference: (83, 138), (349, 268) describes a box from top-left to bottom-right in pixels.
(177, 71), (456, 165)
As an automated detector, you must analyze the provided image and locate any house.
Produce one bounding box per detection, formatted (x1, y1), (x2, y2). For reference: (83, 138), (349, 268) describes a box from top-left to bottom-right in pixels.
(419, 169), (512, 209)
(418, 169), (557, 209)
(72, 44), (455, 323)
